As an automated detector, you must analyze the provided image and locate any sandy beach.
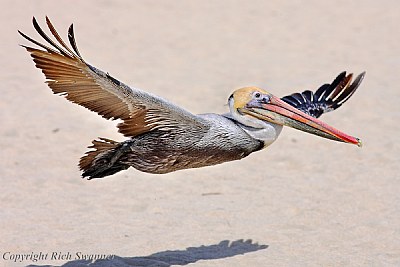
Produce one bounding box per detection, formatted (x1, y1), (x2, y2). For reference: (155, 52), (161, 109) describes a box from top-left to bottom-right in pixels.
(1, 1), (399, 266)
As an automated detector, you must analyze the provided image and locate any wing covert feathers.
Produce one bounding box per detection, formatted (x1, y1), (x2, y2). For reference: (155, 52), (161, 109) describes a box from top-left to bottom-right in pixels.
(281, 71), (365, 118)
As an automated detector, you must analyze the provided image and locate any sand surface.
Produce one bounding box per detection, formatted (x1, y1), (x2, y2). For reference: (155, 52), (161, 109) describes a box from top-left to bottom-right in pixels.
(1, 1), (399, 266)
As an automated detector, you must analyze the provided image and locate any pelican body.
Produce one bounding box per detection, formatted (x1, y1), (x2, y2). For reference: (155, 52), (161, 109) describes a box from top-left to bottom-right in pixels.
(20, 17), (364, 179)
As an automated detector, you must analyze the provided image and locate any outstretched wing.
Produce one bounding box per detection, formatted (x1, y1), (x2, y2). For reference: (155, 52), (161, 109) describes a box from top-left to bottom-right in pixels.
(19, 17), (209, 138)
(281, 71), (365, 118)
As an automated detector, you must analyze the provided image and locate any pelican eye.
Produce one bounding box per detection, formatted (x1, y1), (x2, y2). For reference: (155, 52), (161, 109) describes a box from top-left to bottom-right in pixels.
(254, 92), (262, 99)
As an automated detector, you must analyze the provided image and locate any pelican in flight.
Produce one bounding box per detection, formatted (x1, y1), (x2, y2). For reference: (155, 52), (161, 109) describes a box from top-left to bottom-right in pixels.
(19, 17), (364, 179)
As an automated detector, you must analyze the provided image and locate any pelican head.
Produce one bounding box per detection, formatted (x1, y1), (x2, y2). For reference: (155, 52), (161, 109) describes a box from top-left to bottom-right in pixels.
(228, 87), (361, 146)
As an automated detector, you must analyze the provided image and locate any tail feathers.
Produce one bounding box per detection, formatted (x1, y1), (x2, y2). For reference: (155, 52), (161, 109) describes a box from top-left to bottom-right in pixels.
(79, 138), (129, 179)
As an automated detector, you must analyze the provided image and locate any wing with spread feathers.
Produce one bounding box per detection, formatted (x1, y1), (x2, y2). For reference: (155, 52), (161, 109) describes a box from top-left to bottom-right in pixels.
(281, 71), (365, 118)
(19, 17), (209, 138)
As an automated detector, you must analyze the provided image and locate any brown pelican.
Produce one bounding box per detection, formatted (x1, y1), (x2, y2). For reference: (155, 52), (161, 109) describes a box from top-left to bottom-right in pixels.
(19, 17), (365, 179)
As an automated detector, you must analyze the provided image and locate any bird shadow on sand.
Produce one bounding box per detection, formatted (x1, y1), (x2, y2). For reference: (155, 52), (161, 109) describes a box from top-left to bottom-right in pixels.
(27, 239), (268, 267)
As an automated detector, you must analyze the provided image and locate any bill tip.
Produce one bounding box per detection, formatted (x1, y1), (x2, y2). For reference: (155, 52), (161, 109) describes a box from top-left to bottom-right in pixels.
(356, 138), (363, 148)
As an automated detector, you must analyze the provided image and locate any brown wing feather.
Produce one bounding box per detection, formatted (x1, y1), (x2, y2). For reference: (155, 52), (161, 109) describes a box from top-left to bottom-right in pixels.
(25, 46), (133, 121)
(20, 17), (208, 138)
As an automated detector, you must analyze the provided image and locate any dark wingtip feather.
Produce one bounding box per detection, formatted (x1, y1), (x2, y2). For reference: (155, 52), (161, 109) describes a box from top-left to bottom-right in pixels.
(355, 71), (366, 85)
(68, 23), (83, 60)
(331, 71), (347, 89)
(314, 84), (330, 101)
(321, 71), (347, 100)
(330, 73), (353, 101)
(29, 16), (73, 57)
(335, 71), (365, 105)
(19, 16), (85, 62)
(18, 27), (59, 54)
(17, 30), (26, 39)
(45, 16), (79, 59)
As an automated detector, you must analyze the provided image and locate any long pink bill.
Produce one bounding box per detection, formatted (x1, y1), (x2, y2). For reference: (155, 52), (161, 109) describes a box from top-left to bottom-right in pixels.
(243, 95), (362, 147)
